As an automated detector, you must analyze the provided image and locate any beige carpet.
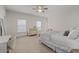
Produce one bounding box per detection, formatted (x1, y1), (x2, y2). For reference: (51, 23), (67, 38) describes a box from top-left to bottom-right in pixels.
(13, 36), (54, 53)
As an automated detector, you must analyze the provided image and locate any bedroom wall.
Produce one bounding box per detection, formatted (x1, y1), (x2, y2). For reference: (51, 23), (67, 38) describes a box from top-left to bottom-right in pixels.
(0, 6), (6, 19)
(47, 6), (79, 31)
(6, 10), (48, 37)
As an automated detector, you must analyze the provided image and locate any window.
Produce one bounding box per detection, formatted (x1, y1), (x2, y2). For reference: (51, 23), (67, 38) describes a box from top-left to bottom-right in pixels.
(36, 21), (41, 31)
(17, 19), (26, 32)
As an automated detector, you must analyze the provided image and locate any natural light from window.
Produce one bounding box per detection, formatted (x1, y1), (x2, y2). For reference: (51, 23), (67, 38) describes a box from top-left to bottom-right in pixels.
(17, 19), (26, 33)
(36, 21), (41, 31)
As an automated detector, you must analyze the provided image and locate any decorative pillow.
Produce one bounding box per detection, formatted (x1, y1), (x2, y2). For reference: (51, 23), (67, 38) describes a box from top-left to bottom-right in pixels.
(68, 30), (79, 39)
(63, 30), (70, 36)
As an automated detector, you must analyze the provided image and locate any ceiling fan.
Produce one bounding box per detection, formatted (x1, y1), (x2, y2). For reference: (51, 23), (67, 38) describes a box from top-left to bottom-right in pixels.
(32, 5), (48, 13)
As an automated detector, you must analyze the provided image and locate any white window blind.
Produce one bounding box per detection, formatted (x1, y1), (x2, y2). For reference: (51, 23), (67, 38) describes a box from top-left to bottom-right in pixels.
(36, 21), (41, 31)
(17, 19), (26, 32)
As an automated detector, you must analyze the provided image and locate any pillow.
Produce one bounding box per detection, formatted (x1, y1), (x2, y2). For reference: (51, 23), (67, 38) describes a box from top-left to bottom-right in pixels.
(63, 30), (70, 36)
(68, 30), (79, 39)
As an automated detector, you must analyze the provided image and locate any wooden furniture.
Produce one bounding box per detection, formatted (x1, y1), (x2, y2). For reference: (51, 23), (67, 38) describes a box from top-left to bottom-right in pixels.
(70, 49), (79, 53)
(27, 27), (38, 36)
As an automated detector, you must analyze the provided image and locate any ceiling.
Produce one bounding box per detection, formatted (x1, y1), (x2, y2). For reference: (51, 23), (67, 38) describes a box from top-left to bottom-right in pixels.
(5, 5), (49, 17)
(5, 5), (79, 18)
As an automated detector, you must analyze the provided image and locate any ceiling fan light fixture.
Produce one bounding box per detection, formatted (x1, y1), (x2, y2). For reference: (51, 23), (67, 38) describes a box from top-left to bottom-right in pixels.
(38, 6), (42, 9)
(38, 9), (42, 12)
(33, 5), (48, 13)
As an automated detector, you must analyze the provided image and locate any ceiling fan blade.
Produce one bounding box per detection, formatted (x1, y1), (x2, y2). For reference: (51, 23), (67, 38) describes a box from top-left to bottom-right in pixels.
(44, 8), (48, 10)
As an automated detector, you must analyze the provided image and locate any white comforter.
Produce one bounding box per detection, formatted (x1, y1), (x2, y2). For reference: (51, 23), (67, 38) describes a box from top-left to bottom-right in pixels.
(40, 31), (79, 52)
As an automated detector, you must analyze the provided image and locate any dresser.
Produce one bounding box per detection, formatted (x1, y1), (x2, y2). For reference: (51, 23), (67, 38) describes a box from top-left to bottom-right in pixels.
(0, 35), (11, 53)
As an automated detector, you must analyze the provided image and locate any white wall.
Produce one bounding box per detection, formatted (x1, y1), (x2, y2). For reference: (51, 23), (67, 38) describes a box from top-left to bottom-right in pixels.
(47, 6), (79, 31)
(6, 10), (48, 37)
(0, 6), (5, 19)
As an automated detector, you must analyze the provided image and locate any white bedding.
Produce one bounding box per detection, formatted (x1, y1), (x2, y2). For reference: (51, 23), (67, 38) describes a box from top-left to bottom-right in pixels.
(40, 31), (79, 53)
(51, 34), (79, 48)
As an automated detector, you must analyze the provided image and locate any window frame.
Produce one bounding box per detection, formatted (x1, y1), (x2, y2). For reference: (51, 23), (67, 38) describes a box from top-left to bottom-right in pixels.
(36, 21), (41, 31)
(17, 19), (27, 33)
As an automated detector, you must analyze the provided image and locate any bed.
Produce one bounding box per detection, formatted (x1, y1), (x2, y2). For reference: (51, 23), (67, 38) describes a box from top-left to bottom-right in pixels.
(40, 30), (79, 53)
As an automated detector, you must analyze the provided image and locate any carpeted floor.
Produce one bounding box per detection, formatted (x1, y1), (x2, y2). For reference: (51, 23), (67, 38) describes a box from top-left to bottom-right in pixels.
(12, 36), (54, 53)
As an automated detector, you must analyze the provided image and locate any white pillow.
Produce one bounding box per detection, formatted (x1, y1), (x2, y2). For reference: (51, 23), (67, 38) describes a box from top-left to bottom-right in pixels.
(68, 30), (79, 39)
